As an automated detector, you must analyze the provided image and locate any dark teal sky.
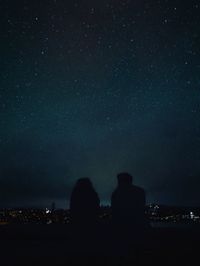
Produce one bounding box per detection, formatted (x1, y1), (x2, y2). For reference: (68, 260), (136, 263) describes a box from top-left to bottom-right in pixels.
(1, 0), (200, 207)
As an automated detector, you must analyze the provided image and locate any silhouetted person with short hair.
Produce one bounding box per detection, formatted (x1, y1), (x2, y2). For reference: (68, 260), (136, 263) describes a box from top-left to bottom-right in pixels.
(111, 172), (146, 228)
(111, 173), (148, 257)
(70, 178), (100, 226)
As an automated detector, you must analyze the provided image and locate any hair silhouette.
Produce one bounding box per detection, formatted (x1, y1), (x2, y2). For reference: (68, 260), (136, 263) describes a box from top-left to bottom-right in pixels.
(70, 178), (100, 226)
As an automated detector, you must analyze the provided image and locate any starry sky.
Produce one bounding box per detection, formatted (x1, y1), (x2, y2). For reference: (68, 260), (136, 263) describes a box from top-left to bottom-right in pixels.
(1, 0), (200, 208)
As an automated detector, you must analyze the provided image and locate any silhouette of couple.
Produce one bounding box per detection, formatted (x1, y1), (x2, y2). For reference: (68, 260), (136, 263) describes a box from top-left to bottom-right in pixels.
(70, 173), (149, 257)
(70, 172), (147, 229)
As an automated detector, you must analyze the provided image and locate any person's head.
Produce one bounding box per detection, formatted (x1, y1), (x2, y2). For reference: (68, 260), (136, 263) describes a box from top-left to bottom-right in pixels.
(117, 172), (133, 187)
(75, 177), (93, 189)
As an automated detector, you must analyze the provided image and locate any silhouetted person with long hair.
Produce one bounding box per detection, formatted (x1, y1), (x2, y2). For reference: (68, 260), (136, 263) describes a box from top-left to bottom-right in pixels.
(70, 178), (100, 256)
(70, 178), (100, 226)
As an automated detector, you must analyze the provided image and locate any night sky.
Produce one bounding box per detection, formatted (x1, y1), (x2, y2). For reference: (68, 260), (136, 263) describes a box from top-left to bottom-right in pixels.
(1, 0), (200, 208)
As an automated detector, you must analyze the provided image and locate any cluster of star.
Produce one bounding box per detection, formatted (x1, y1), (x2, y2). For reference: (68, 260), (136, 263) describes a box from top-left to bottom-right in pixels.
(0, 0), (200, 206)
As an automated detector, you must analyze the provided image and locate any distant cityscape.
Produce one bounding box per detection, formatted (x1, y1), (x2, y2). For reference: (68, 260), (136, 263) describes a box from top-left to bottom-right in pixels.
(1, 204), (200, 226)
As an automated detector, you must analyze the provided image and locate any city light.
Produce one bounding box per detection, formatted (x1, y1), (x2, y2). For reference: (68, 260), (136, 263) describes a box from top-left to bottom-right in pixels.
(0, 205), (200, 226)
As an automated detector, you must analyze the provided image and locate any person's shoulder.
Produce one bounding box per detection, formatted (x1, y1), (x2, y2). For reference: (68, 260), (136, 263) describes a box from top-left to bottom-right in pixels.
(132, 185), (145, 194)
(111, 188), (120, 197)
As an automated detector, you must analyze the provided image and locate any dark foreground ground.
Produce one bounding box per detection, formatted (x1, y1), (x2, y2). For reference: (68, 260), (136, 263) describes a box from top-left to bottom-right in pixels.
(1, 223), (200, 266)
